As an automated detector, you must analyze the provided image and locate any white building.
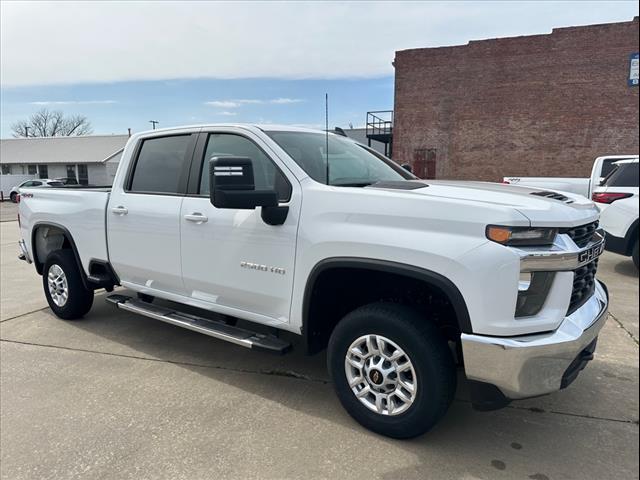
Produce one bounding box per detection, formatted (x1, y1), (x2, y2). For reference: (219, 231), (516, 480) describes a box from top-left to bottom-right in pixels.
(0, 134), (129, 186)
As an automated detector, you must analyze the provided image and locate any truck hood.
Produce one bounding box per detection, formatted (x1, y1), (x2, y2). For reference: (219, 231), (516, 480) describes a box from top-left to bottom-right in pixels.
(368, 180), (600, 227)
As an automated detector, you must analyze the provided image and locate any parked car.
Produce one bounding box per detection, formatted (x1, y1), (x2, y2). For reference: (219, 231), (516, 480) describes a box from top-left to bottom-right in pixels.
(9, 178), (64, 202)
(55, 177), (79, 185)
(503, 155), (639, 198)
(592, 159), (639, 269)
(18, 125), (609, 438)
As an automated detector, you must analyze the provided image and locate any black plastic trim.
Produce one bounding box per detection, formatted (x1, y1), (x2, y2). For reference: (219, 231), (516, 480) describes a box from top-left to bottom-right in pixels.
(261, 206), (289, 226)
(302, 257), (473, 343)
(31, 222), (90, 289)
(87, 259), (121, 287)
(560, 338), (597, 389)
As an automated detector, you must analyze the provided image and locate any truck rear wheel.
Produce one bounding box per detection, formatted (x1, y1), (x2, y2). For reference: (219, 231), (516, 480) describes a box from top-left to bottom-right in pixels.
(43, 250), (94, 320)
(327, 303), (456, 439)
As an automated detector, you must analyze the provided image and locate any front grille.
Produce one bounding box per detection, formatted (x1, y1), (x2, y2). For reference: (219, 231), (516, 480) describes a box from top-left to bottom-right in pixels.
(560, 221), (599, 248)
(567, 259), (598, 315)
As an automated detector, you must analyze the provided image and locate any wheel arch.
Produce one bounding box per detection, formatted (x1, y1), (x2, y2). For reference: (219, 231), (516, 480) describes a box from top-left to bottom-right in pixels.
(31, 222), (90, 289)
(624, 218), (639, 255)
(302, 257), (472, 354)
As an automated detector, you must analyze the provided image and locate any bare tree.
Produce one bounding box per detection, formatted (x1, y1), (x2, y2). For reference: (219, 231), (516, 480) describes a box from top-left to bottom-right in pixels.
(11, 109), (93, 137)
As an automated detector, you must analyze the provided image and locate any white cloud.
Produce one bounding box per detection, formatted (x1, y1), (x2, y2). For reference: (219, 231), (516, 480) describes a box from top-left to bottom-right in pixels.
(1, 1), (637, 86)
(216, 111), (237, 116)
(204, 98), (304, 108)
(29, 100), (117, 105)
(204, 101), (242, 108)
(270, 98), (304, 105)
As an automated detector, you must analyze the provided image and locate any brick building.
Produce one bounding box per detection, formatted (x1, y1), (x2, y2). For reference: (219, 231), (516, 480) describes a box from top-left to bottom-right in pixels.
(392, 18), (639, 181)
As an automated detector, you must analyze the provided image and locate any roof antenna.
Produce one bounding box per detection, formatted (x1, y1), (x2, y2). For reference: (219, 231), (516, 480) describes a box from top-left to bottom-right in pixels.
(325, 93), (330, 185)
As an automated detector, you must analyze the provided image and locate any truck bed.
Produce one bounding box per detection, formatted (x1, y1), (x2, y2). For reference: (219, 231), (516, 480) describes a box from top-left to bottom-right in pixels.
(19, 187), (111, 276)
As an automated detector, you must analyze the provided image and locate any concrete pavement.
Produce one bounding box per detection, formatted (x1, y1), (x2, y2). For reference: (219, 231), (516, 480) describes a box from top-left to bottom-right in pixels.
(1, 219), (638, 479)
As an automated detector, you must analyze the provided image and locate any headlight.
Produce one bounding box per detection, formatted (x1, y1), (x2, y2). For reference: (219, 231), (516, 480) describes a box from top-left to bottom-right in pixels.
(486, 225), (558, 246)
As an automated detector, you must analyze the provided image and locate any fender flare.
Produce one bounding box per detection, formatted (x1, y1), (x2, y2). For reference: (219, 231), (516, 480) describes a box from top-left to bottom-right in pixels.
(31, 221), (90, 289)
(302, 257), (473, 338)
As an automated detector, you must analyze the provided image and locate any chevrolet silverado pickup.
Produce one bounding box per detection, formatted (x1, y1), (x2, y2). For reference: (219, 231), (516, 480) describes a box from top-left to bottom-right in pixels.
(18, 125), (609, 439)
(503, 154), (639, 198)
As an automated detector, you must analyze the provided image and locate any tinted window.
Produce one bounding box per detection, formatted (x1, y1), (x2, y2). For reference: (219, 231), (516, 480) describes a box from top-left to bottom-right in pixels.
(266, 131), (412, 186)
(605, 163), (639, 187)
(47, 181), (64, 187)
(600, 158), (618, 179)
(130, 135), (191, 193)
(199, 133), (291, 201)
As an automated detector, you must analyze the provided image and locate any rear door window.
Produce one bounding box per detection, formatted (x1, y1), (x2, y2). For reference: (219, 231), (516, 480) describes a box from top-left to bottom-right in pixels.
(129, 135), (192, 194)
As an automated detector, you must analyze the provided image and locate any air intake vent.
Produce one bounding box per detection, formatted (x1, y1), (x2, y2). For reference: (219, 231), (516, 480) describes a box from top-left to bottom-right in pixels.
(530, 191), (574, 203)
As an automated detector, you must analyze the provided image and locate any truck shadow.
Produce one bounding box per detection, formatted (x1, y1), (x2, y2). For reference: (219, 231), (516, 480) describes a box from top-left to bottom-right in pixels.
(58, 291), (637, 479)
(613, 258), (639, 278)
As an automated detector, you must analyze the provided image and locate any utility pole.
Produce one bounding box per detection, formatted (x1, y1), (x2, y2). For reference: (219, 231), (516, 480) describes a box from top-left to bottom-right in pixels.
(149, 120), (159, 130)
(24, 126), (29, 137)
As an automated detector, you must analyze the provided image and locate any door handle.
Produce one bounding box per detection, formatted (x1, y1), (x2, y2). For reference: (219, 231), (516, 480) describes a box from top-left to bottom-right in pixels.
(184, 213), (208, 224)
(111, 206), (128, 215)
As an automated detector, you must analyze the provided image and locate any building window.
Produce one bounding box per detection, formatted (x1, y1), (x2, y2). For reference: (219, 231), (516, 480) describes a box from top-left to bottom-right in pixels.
(38, 165), (48, 179)
(28, 165), (37, 175)
(78, 164), (89, 185)
(66, 164), (77, 180)
(1, 164), (11, 175)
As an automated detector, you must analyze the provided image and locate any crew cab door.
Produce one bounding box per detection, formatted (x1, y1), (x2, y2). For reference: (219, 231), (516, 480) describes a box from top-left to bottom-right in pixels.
(179, 129), (300, 324)
(108, 132), (197, 296)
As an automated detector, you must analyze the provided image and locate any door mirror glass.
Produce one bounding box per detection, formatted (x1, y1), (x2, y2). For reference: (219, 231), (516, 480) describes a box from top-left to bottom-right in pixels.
(210, 156), (279, 209)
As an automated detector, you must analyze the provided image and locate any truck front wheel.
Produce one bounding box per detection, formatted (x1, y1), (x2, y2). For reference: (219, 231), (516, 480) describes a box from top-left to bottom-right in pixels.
(328, 303), (456, 439)
(43, 250), (94, 320)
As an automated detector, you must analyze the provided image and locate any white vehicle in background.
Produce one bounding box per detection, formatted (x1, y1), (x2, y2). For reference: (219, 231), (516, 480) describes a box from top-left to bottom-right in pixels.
(592, 159), (639, 269)
(9, 179), (64, 203)
(504, 155), (639, 199)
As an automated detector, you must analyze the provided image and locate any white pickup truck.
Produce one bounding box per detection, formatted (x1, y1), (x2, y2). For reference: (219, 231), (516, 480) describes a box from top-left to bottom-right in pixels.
(503, 155), (639, 198)
(18, 125), (609, 439)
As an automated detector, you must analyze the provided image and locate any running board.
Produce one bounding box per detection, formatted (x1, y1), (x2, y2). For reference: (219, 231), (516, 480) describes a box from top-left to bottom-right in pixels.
(106, 294), (291, 354)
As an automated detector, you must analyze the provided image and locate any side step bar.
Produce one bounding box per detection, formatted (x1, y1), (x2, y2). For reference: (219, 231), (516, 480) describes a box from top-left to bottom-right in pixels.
(106, 294), (291, 354)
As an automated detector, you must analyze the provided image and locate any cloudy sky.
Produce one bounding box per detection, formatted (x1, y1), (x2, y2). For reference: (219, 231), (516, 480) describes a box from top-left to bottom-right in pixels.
(1, 1), (638, 136)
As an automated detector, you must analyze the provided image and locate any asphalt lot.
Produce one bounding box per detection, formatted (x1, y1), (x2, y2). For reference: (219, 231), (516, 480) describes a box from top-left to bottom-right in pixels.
(1, 216), (638, 480)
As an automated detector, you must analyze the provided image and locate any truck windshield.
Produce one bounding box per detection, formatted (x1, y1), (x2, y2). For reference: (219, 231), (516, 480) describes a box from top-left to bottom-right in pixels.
(266, 131), (413, 186)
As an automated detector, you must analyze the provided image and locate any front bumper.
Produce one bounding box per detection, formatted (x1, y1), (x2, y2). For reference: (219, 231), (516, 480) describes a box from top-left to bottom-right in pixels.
(461, 280), (608, 409)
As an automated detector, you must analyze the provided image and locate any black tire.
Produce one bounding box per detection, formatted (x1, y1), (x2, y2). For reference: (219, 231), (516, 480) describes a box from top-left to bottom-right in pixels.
(633, 239), (639, 270)
(43, 249), (94, 320)
(328, 303), (456, 439)
(10, 192), (17, 203)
